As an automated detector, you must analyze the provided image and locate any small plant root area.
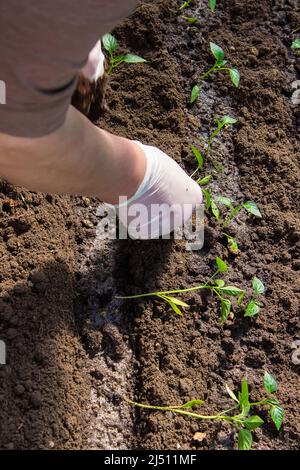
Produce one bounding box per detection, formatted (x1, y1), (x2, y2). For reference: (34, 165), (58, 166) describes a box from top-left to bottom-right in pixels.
(0, 0), (299, 451)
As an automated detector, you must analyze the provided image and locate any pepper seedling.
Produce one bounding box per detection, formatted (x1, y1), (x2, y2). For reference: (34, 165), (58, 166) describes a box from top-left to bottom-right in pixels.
(102, 33), (146, 74)
(190, 43), (240, 103)
(127, 372), (284, 451)
(178, 0), (193, 11)
(116, 257), (264, 323)
(207, 115), (237, 153)
(201, 42), (240, 86)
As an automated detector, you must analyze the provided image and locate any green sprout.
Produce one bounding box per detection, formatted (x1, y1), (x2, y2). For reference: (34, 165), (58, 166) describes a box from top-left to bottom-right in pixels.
(291, 38), (300, 54)
(102, 33), (146, 74)
(191, 43), (240, 102)
(178, 0), (193, 11)
(127, 372), (284, 451)
(202, 191), (262, 253)
(209, 0), (217, 13)
(201, 42), (240, 85)
(190, 115), (237, 176)
(182, 16), (198, 24)
(116, 257), (264, 323)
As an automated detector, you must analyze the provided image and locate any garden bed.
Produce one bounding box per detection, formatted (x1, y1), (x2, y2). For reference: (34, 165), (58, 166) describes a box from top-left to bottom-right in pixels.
(0, 0), (299, 450)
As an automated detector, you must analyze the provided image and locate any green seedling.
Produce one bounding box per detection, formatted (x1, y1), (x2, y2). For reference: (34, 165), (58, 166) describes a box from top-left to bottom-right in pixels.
(127, 372), (284, 450)
(201, 42), (240, 85)
(182, 16), (198, 24)
(219, 198), (262, 229)
(102, 33), (146, 74)
(178, 0), (193, 11)
(116, 257), (264, 323)
(209, 0), (216, 13)
(189, 115), (236, 177)
(190, 84), (200, 104)
(207, 115), (237, 152)
(291, 38), (300, 54)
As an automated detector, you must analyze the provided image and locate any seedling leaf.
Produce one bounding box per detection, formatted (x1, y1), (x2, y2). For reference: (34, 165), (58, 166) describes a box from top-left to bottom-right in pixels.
(252, 277), (265, 295)
(210, 42), (225, 62)
(264, 372), (277, 394)
(176, 399), (205, 409)
(123, 54), (146, 63)
(221, 115), (237, 125)
(191, 145), (204, 169)
(220, 286), (243, 296)
(215, 279), (225, 287)
(243, 200), (262, 218)
(216, 196), (232, 207)
(225, 384), (239, 403)
(102, 33), (118, 54)
(190, 84), (200, 103)
(216, 257), (228, 273)
(211, 200), (220, 220)
(291, 38), (300, 50)
(197, 175), (212, 185)
(221, 298), (231, 323)
(238, 429), (252, 450)
(244, 415), (264, 430)
(203, 189), (212, 209)
(244, 299), (260, 317)
(164, 296), (189, 307)
(270, 406), (284, 431)
(229, 68), (240, 87)
(209, 0), (216, 14)
(182, 16), (198, 24)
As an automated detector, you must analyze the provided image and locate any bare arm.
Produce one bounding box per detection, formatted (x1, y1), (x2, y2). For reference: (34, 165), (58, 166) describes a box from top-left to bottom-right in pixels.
(0, 105), (146, 204)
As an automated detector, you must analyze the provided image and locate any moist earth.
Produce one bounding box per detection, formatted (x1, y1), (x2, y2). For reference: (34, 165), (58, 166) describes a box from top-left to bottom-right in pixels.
(0, 0), (299, 450)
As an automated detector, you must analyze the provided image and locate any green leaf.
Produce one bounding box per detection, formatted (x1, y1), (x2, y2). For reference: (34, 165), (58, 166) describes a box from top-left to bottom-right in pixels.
(221, 298), (231, 323)
(238, 429), (252, 450)
(221, 115), (237, 125)
(270, 406), (284, 431)
(263, 372), (277, 394)
(215, 279), (225, 287)
(175, 399), (205, 409)
(210, 42), (225, 62)
(178, 0), (192, 11)
(243, 200), (262, 218)
(203, 189), (212, 209)
(252, 277), (265, 295)
(164, 296), (189, 307)
(216, 196), (232, 207)
(102, 33), (118, 54)
(226, 384), (239, 403)
(123, 54), (146, 64)
(211, 200), (220, 220)
(209, 0), (217, 13)
(216, 257), (228, 273)
(197, 175), (212, 186)
(191, 145), (204, 169)
(291, 38), (300, 50)
(167, 300), (184, 316)
(220, 286), (243, 296)
(244, 299), (260, 317)
(228, 237), (239, 255)
(182, 16), (198, 24)
(244, 415), (264, 430)
(229, 68), (240, 87)
(190, 84), (200, 103)
(239, 379), (250, 416)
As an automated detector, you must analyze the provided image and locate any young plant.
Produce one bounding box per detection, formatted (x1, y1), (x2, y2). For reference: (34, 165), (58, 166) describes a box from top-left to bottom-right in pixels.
(203, 192), (261, 253)
(291, 38), (300, 54)
(178, 0), (193, 11)
(102, 33), (146, 74)
(116, 257), (264, 323)
(190, 42), (240, 103)
(189, 115), (236, 176)
(127, 372), (284, 450)
(209, 0), (216, 13)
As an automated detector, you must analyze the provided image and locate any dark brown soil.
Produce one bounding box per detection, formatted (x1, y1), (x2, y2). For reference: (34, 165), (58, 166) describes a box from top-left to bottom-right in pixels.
(0, 0), (299, 450)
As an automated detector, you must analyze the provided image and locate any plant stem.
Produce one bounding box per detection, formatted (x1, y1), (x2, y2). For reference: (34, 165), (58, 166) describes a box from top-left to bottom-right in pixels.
(200, 63), (218, 80)
(221, 205), (242, 229)
(116, 284), (213, 300)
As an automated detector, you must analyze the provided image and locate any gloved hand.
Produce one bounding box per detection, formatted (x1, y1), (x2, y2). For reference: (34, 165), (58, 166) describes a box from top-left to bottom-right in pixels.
(106, 142), (203, 239)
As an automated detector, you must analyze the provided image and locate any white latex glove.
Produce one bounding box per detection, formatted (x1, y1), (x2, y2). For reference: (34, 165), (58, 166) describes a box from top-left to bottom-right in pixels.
(107, 142), (203, 239)
(81, 40), (105, 82)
